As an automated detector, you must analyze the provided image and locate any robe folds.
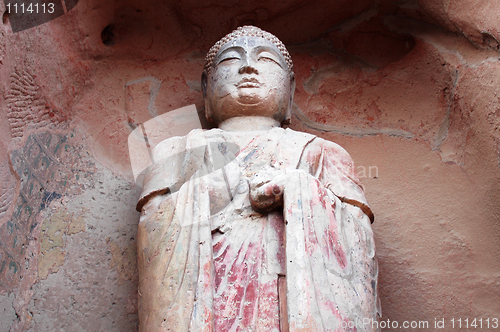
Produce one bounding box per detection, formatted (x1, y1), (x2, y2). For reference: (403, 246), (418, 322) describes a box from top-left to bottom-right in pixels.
(137, 127), (380, 332)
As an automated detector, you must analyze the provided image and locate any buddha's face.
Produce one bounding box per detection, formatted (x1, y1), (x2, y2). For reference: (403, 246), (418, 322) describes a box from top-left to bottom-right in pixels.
(202, 36), (294, 125)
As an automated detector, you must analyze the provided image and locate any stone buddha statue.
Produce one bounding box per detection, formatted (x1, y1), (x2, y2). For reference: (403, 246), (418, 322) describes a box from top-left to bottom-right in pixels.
(136, 26), (380, 331)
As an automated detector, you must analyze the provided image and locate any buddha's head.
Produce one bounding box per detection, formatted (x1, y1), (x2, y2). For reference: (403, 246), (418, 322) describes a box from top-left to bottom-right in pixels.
(202, 26), (295, 127)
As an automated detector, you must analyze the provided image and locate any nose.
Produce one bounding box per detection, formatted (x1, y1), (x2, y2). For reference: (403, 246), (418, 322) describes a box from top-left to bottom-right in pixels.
(238, 57), (259, 74)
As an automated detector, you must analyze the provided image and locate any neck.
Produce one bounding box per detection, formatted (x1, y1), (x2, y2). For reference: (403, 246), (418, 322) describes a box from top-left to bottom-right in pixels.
(218, 116), (281, 131)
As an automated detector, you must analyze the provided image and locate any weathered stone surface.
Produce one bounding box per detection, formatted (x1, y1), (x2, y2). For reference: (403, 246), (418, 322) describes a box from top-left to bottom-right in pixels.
(0, 131), (94, 297)
(38, 209), (88, 280)
(0, 143), (16, 226)
(27, 162), (140, 332)
(0, 130), (139, 331)
(0, 292), (16, 332)
(5, 68), (63, 139)
(418, 0), (500, 50)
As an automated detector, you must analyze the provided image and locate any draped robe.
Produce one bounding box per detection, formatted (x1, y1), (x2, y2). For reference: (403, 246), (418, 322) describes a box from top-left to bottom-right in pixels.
(136, 127), (380, 332)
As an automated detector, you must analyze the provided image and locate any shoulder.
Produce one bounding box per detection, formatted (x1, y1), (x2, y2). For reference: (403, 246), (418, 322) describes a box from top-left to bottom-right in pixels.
(287, 129), (354, 164)
(310, 134), (350, 155)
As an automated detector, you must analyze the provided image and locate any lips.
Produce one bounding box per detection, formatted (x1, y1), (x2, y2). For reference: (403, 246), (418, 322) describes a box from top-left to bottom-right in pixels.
(236, 77), (261, 88)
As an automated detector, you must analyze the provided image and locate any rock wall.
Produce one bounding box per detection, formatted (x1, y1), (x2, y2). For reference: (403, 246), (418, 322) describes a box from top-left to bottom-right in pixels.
(0, 0), (499, 331)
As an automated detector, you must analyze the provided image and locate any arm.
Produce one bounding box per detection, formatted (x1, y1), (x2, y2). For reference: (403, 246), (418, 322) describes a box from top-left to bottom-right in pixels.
(249, 138), (373, 223)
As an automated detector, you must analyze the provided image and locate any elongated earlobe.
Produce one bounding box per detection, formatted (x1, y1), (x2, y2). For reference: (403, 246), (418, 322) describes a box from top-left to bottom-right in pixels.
(201, 71), (213, 122)
(284, 72), (296, 125)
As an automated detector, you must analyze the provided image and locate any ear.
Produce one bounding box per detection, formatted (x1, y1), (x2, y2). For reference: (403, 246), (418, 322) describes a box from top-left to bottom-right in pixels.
(201, 71), (213, 122)
(201, 70), (208, 98)
(284, 72), (295, 125)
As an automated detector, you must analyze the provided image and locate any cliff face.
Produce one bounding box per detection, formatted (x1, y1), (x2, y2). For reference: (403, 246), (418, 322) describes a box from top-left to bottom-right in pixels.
(0, 1), (499, 330)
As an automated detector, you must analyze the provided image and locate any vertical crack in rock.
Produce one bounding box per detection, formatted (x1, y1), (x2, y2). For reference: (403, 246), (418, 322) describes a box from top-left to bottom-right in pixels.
(5, 68), (59, 139)
(434, 69), (459, 150)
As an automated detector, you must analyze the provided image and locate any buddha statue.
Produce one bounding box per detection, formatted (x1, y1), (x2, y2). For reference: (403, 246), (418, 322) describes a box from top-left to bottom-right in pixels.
(136, 26), (380, 332)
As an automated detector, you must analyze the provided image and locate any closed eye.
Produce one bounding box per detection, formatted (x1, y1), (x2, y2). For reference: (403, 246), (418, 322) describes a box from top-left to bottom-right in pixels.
(258, 56), (277, 63)
(218, 56), (240, 64)
(216, 50), (242, 65)
(257, 52), (282, 67)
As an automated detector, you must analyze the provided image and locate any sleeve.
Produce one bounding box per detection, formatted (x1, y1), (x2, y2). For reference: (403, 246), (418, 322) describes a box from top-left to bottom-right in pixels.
(283, 137), (380, 331)
(137, 170), (215, 331)
(137, 129), (240, 212)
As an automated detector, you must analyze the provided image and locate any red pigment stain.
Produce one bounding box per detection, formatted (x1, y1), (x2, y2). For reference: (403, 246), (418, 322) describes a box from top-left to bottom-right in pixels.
(317, 185), (328, 209)
(203, 307), (213, 332)
(333, 245), (347, 270)
(240, 275), (258, 327)
(214, 240), (265, 331)
(213, 241), (229, 290)
(305, 198), (320, 257)
(255, 281), (280, 331)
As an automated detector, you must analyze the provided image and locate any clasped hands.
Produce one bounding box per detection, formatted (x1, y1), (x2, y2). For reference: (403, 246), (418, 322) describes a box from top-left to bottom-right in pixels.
(249, 168), (303, 213)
